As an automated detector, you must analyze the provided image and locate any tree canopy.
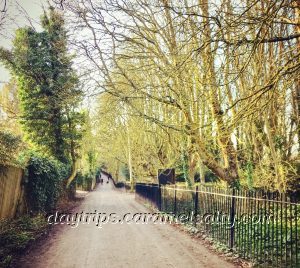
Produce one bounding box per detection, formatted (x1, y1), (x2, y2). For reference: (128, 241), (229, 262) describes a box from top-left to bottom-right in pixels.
(58, 0), (300, 191)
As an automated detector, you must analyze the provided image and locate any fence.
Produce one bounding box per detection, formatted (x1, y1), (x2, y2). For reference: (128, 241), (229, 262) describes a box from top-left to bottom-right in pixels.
(135, 183), (300, 268)
(110, 176), (131, 192)
(0, 166), (26, 220)
(135, 183), (161, 209)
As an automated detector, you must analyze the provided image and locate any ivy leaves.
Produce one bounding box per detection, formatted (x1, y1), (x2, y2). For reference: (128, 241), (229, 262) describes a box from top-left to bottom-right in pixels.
(25, 154), (69, 212)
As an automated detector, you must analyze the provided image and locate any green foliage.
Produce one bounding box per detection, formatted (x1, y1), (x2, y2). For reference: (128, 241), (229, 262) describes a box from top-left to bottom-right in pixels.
(75, 171), (95, 191)
(204, 170), (219, 183)
(245, 162), (254, 189)
(176, 168), (219, 184)
(180, 145), (192, 187)
(0, 215), (48, 267)
(87, 150), (97, 174)
(25, 153), (69, 212)
(95, 167), (102, 177)
(75, 171), (84, 186)
(0, 131), (22, 166)
(175, 172), (185, 183)
(194, 172), (200, 183)
(85, 173), (94, 185)
(121, 164), (130, 180)
(0, 7), (84, 162)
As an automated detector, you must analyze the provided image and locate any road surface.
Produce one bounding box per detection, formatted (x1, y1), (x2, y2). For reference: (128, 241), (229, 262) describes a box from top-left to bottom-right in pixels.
(17, 174), (235, 268)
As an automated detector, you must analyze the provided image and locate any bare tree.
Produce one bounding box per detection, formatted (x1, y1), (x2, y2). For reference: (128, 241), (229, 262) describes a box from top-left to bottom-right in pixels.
(55, 0), (300, 190)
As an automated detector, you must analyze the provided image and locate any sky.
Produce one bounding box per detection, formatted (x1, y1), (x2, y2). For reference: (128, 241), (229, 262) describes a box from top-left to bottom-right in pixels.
(0, 0), (47, 84)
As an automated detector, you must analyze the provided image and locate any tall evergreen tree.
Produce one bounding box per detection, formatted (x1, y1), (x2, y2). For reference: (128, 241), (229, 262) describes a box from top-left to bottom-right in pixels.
(0, 7), (84, 165)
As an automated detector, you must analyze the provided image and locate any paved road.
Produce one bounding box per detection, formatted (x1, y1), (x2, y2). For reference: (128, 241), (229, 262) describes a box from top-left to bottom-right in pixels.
(18, 174), (235, 268)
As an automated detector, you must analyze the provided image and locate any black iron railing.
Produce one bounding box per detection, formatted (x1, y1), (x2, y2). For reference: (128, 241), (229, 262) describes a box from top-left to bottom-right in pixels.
(135, 183), (161, 210)
(135, 183), (300, 268)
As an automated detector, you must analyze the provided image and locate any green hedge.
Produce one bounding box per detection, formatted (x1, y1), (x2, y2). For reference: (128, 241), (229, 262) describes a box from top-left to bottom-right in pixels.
(24, 154), (69, 213)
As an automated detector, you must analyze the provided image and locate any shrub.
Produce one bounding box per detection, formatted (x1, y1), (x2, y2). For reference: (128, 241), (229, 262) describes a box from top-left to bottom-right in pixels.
(75, 171), (95, 191)
(75, 171), (85, 186)
(120, 164), (130, 180)
(115, 182), (125, 188)
(0, 215), (48, 267)
(95, 167), (102, 178)
(25, 153), (69, 213)
(0, 131), (22, 166)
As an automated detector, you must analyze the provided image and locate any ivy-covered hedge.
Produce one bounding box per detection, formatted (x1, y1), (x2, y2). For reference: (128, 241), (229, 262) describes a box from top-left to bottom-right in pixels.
(25, 154), (69, 213)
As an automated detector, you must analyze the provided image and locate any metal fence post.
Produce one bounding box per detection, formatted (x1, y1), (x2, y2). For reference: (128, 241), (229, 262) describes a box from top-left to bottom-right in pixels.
(230, 188), (236, 249)
(158, 184), (162, 210)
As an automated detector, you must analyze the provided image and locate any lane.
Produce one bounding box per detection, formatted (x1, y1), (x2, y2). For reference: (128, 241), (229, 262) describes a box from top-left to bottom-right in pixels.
(18, 174), (235, 268)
